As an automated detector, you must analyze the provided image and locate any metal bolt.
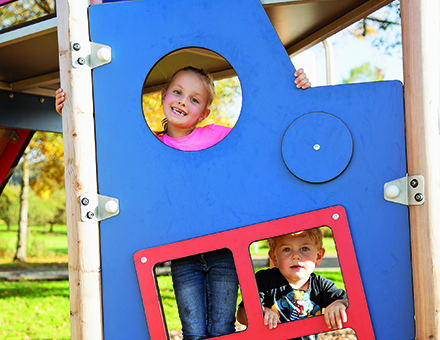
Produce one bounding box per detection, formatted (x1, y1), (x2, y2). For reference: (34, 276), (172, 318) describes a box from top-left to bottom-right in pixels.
(414, 193), (424, 202)
(313, 144), (321, 151)
(9, 93), (14, 99)
(86, 211), (94, 219)
(332, 213), (339, 220)
(39, 98), (44, 103)
(410, 179), (419, 188)
(77, 57), (85, 65)
(81, 197), (89, 206)
(73, 43), (81, 51)
(140, 257), (147, 264)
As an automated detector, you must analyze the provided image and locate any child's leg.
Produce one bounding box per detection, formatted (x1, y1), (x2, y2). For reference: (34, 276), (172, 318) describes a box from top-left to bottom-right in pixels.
(171, 255), (209, 340)
(204, 249), (239, 337)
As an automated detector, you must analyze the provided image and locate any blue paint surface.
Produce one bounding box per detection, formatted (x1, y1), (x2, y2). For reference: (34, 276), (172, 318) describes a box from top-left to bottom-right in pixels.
(282, 112), (353, 183)
(90, 0), (414, 338)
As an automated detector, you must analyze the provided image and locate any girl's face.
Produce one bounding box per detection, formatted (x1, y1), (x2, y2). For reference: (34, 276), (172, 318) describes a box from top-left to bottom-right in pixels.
(161, 71), (211, 138)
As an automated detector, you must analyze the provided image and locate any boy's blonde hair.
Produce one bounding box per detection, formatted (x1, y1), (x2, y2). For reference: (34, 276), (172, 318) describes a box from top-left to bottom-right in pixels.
(267, 228), (323, 252)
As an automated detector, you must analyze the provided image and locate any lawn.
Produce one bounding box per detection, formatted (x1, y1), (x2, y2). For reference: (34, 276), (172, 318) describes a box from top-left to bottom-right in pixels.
(0, 223), (345, 339)
(0, 280), (71, 340)
(0, 224), (68, 262)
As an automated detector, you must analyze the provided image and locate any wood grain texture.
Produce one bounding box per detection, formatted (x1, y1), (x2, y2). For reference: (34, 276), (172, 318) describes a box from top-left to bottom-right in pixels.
(401, 0), (440, 338)
(55, 1), (103, 339)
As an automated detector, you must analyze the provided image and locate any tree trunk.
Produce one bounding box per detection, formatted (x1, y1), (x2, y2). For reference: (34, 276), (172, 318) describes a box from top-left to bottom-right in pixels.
(14, 150), (30, 262)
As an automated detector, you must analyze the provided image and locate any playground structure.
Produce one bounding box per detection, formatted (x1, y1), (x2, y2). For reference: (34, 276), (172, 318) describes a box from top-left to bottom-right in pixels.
(0, 0), (439, 339)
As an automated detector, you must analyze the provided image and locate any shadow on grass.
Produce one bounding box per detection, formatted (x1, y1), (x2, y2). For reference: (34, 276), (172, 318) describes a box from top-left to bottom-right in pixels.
(0, 280), (70, 299)
(0, 261), (68, 272)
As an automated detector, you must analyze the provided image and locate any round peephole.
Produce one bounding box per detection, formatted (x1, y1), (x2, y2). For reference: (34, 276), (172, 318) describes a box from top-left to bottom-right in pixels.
(142, 48), (242, 151)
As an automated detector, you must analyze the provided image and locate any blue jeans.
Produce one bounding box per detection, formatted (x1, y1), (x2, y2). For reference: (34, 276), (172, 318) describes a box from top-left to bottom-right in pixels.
(171, 249), (239, 340)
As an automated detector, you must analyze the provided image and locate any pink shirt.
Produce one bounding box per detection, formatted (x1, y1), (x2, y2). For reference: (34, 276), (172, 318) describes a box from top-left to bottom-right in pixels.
(156, 124), (232, 151)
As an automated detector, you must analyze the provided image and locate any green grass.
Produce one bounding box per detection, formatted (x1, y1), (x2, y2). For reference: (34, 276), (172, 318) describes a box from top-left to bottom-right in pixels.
(0, 223), (68, 261)
(0, 280), (71, 340)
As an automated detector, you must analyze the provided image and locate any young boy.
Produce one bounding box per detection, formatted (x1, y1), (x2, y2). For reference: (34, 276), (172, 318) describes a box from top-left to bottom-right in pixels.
(236, 228), (348, 339)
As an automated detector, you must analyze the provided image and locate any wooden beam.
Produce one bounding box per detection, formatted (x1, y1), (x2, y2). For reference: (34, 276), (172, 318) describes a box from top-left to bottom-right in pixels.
(55, 1), (103, 340)
(401, 1), (440, 339)
(0, 17), (57, 48)
(286, 0), (393, 55)
(10, 71), (60, 91)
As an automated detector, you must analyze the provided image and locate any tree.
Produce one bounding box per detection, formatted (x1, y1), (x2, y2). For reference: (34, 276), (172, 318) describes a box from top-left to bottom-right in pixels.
(12, 131), (64, 261)
(350, 0), (401, 53)
(29, 131), (65, 200)
(14, 149), (30, 262)
(0, 0), (55, 30)
(342, 62), (384, 84)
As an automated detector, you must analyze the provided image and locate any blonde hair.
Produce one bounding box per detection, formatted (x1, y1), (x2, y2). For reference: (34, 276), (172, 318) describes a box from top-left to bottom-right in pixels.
(158, 66), (216, 135)
(267, 228), (323, 252)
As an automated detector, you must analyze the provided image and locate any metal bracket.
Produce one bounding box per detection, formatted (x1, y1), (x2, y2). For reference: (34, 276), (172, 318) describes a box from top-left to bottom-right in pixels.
(71, 41), (112, 69)
(9, 130), (20, 145)
(80, 194), (120, 222)
(384, 174), (425, 205)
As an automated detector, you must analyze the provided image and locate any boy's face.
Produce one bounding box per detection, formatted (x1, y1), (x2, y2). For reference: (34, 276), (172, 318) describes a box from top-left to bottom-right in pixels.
(161, 71), (211, 135)
(269, 233), (325, 288)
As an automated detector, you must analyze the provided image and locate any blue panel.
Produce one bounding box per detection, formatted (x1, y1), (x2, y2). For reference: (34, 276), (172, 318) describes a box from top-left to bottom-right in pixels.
(89, 0), (414, 339)
(282, 112), (353, 183)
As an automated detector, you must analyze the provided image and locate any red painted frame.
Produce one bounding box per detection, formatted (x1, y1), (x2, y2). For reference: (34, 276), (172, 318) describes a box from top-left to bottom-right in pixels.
(134, 205), (375, 339)
(0, 129), (33, 186)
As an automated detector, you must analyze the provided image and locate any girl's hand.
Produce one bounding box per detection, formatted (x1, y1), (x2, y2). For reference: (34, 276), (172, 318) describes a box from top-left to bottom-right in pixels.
(263, 307), (280, 330)
(55, 88), (65, 115)
(324, 300), (348, 330)
(294, 68), (311, 89)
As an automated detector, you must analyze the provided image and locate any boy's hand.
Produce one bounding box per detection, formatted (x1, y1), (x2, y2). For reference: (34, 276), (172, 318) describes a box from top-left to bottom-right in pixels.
(294, 68), (311, 89)
(324, 299), (348, 330)
(263, 307), (280, 329)
(55, 88), (65, 115)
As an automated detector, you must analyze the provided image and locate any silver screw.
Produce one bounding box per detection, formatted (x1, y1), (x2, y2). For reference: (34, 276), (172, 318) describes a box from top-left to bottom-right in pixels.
(140, 257), (147, 264)
(73, 43), (81, 51)
(313, 144), (321, 151)
(332, 213), (339, 220)
(77, 57), (85, 65)
(410, 179), (419, 188)
(414, 193), (424, 202)
(81, 197), (89, 206)
(86, 211), (94, 219)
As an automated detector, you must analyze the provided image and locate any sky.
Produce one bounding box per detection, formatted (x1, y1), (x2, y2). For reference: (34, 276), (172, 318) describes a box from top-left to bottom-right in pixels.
(291, 8), (403, 87)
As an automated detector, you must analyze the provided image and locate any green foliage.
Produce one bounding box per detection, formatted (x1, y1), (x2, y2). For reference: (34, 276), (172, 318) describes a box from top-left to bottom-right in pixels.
(0, 280), (70, 340)
(0, 0), (55, 30)
(343, 62), (384, 84)
(0, 185), (20, 229)
(0, 183), (66, 231)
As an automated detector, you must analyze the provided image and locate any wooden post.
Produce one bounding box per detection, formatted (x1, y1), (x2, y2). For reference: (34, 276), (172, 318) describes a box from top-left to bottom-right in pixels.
(401, 1), (440, 339)
(55, 1), (103, 339)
